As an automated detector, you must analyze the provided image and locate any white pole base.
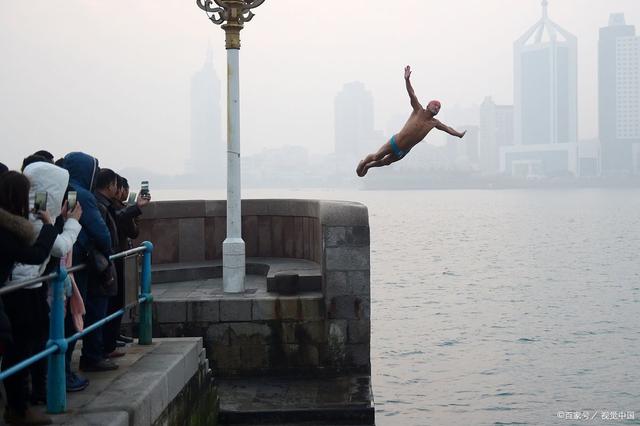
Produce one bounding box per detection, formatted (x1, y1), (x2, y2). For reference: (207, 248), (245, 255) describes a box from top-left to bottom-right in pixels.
(223, 237), (245, 293)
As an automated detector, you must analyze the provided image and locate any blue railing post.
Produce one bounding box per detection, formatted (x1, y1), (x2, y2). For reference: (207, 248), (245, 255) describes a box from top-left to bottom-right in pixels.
(138, 241), (154, 345)
(46, 266), (68, 414)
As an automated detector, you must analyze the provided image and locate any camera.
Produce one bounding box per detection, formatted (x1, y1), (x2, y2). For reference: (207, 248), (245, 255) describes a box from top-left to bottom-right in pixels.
(34, 191), (48, 212)
(67, 191), (77, 212)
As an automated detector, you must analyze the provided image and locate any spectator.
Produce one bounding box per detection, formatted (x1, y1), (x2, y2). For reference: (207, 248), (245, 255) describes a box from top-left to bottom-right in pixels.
(103, 176), (150, 356)
(0, 171), (57, 425)
(0, 162), (8, 175)
(10, 162), (84, 405)
(63, 152), (112, 389)
(78, 167), (119, 372)
(20, 155), (52, 172)
(32, 151), (54, 162)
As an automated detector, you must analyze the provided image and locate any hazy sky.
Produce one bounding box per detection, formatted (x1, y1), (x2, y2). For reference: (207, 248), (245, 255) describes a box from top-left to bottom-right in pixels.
(1, 1), (639, 174)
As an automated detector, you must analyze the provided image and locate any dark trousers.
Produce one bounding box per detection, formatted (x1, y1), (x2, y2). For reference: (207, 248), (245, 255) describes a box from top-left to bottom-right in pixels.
(103, 259), (125, 354)
(2, 288), (49, 414)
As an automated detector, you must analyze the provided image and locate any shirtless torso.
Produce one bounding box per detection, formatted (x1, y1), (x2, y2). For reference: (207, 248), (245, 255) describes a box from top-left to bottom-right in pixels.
(395, 109), (440, 151)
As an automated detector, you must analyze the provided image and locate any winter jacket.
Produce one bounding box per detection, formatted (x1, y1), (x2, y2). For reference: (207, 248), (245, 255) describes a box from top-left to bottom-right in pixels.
(63, 152), (111, 258)
(11, 162), (82, 286)
(113, 199), (141, 252)
(89, 192), (119, 296)
(0, 208), (57, 285)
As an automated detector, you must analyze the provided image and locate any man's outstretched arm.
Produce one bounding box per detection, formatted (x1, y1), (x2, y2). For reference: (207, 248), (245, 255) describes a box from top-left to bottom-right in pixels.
(435, 120), (466, 138)
(404, 65), (422, 111)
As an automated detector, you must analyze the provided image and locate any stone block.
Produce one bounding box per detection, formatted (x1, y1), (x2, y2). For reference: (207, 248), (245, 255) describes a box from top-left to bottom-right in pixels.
(242, 215), (259, 257)
(345, 226), (370, 246)
(275, 298), (299, 320)
(187, 300), (220, 322)
(324, 271), (349, 296)
(271, 216), (284, 257)
(240, 344), (270, 370)
(348, 320), (370, 344)
(228, 322), (273, 345)
(206, 323), (230, 345)
(220, 298), (252, 322)
(294, 217), (304, 258)
(257, 215), (271, 257)
(212, 216), (226, 259)
(149, 200), (206, 219)
(205, 199), (226, 216)
(327, 295), (368, 320)
(324, 226), (346, 247)
(298, 296), (323, 320)
(204, 217), (216, 260)
(179, 218), (205, 262)
(325, 246), (370, 271)
(157, 323), (184, 338)
(282, 216), (296, 257)
(281, 321), (326, 344)
(155, 300), (187, 323)
(348, 270), (371, 297)
(303, 217), (311, 259)
(252, 298), (277, 320)
(319, 201), (369, 227)
(347, 343), (370, 369)
(150, 219), (179, 264)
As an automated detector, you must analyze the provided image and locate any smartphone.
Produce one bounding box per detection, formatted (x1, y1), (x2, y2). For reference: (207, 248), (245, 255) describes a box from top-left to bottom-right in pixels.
(140, 181), (149, 197)
(67, 191), (77, 212)
(127, 191), (137, 206)
(34, 191), (48, 212)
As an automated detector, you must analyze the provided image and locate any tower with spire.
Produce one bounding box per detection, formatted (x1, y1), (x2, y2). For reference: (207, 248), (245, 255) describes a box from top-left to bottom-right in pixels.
(188, 44), (224, 180)
(513, 0), (577, 146)
(501, 0), (579, 177)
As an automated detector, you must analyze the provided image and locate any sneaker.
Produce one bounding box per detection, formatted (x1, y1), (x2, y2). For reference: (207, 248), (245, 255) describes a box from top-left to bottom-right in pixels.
(116, 340), (126, 347)
(79, 358), (119, 372)
(66, 372), (89, 392)
(104, 349), (126, 358)
(3, 406), (52, 425)
(118, 334), (134, 343)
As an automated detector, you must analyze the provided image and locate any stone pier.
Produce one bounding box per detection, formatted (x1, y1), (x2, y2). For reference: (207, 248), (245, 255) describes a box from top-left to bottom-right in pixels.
(123, 199), (374, 424)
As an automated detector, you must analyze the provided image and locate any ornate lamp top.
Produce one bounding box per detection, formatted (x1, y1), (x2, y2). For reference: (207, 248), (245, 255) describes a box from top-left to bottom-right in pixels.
(196, 0), (265, 49)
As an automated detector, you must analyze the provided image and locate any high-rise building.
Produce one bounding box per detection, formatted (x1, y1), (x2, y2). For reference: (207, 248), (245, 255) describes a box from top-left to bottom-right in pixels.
(188, 47), (224, 178)
(504, 0), (579, 177)
(599, 13), (640, 174)
(334, 82), (379, 176)
(479, 97), (513, 173)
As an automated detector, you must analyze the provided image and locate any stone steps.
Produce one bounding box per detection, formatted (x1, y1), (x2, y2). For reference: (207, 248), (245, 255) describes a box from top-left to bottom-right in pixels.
(217, 375), (375, 425)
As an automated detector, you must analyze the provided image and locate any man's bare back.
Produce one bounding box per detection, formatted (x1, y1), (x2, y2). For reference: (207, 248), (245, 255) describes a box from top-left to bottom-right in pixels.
(356, 66), (466, 177)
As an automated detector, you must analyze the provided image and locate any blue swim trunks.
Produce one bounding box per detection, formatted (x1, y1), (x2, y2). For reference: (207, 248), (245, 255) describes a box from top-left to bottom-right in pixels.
(390, 135), (406, 159)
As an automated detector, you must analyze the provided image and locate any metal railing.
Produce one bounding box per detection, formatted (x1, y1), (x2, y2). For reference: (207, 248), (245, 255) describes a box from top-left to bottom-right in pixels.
(0, 241), (154, 414)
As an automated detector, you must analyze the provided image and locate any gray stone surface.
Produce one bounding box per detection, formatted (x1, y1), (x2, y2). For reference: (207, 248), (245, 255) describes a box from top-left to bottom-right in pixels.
(324, 246), (370, 271)
(14, 338), (207, 426)
(217, 375), (374, 425)
(220, 298), (252, 322)
(178, 218), (205, 262)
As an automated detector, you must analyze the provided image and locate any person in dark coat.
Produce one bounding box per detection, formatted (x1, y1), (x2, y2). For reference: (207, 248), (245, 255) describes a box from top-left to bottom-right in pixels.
(0, 171), (57, 425)
(78, 168), (120, 372)
(63, 152), (113, 388)
(0, 162), (8, 175)
(103, 176), (150, 356)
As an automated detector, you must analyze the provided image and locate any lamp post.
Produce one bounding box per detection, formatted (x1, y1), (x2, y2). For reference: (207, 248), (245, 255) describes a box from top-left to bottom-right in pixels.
(196, 0), (264, 293)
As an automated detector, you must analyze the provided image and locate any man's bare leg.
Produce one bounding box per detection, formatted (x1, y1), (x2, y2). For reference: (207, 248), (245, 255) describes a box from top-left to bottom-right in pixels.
(361, 153), (400, 176)
(357, 142), (394, 176)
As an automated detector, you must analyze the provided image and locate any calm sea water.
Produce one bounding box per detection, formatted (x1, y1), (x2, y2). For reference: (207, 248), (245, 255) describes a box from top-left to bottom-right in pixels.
(157, 188), (640, 426)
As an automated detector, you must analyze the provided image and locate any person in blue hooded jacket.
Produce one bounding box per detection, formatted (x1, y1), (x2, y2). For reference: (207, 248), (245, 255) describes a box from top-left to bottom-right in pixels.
(63, 152), (114, 390)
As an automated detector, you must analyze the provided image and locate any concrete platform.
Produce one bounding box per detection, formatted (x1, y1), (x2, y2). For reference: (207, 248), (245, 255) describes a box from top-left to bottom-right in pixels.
(0, 338), (216, 426)
(217, 376), (374, 425)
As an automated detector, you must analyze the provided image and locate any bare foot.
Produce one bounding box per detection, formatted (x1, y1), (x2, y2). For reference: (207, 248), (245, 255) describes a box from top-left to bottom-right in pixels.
(356, 160), (366, 177)
(361, 164), (369, 177)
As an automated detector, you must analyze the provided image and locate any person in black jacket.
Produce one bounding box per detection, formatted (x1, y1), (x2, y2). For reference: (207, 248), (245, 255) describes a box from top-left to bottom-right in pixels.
(103, 176), (150, 357)
(0, 171), (57, 425)
(78, 168), (120, 372)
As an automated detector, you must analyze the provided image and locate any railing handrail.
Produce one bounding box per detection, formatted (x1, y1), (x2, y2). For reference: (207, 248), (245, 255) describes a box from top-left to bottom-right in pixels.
(0, 241), (154, 414)
(0, 245), (149, 296)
